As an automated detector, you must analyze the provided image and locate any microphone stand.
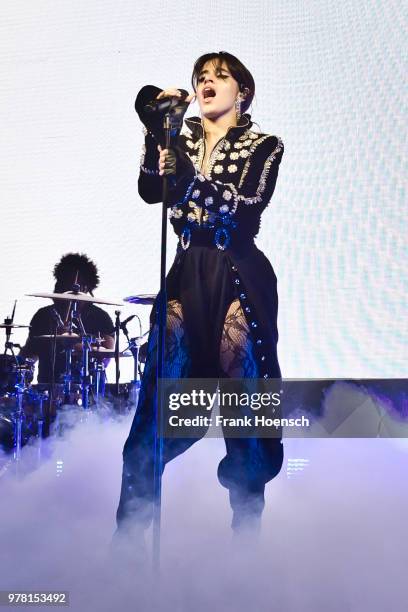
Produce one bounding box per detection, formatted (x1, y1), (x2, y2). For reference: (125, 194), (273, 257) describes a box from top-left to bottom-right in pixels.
(152, 99), (187, 572)
(114, 311), (121, 396)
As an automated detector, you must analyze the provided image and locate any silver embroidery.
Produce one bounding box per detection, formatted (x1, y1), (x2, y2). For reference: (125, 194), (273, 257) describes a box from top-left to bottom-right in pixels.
(206, 138), (226, 177)
(238, 136), (284, 205)
(238, 134), (273, 188)
(227, 164), (238, 173)
(214, 164), (223, 174)
(222, 190), (232, 201)
(196, 139), (205, 170)
(215, 181), (239, 215)
(230, 152), (239, 160)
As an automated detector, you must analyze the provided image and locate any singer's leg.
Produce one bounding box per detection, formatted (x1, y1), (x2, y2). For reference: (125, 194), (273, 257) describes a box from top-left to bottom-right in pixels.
(218, 299), (283, 533)
(116, 299), (192, 530)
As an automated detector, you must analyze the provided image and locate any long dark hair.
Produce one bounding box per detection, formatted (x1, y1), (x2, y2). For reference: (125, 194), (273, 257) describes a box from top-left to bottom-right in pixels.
(191, 51), (255, 114)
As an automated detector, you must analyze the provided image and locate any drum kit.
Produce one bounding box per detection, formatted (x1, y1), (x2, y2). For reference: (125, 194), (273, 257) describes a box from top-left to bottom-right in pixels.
(0, 290), (156, 460)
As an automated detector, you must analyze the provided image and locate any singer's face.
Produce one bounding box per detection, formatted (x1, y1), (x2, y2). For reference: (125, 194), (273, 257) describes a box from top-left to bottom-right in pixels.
(196, 60), (240, 120)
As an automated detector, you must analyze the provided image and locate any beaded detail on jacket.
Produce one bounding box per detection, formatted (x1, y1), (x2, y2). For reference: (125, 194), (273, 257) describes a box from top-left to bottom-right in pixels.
(140, 114), (284, 251)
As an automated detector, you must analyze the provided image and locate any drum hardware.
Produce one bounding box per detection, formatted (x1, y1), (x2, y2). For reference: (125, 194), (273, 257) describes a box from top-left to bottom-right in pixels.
(124, 294), (156, 305)
(13, 383), (24, 462)
(34, 333), (81, 343)
(23, 387), (49, 465)
(86, 346), (133, 359)
(93, 361), (105, 403)
(26, 291), (124, 306)
(88, 334), (104, 402)
(1, 302), (34, 460)
(2, 301), (25, 358)
(114, 311), (121, 396)
(64, 293), (93, 410)
(0, 289), (153, 457)
(125, 332), (149, 383)
(0, 324), (30, 329)
(119, 312), (148, 385)
(103, 383), (138, 413)
(27, 286), (125, 407)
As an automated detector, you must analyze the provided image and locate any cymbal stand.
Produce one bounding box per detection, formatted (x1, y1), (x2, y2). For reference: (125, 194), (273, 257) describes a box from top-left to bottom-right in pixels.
(2, 300), (17, 355)
(14, 381), (24, 464)
(114, 311), (121, 396)
(62, 302), (76, 403)
(92, 336), (105, 404)
(62, 284), (93, 410)
(35, 390), (47, 466)
(2, 305), (29, 466)
(73, 310), (92, 410)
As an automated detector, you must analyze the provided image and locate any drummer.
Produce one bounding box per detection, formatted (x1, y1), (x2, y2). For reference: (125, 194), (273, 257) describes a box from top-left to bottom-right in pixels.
(20, 253), (115, 384)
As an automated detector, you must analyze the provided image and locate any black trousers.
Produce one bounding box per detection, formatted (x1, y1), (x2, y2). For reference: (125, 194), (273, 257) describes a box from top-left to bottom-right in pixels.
(116, 377), (284, 531)
(117, 246), (283, 530)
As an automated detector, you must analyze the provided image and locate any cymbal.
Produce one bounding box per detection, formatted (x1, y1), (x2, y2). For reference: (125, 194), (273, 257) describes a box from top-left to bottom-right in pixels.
(26, 291), (123, 306)
(35, 333), (81, 343)
(124, 294), (156, 305)
(89, 347), (133, 359)
(0, 323), (30, 329)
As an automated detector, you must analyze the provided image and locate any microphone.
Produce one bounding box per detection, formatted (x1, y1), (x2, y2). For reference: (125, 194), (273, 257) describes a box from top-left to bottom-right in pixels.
(50, 307), (65, 330)
(144, 89), (189, 114)
(135, 85), (190, 144)
(120, 314), (136, 332)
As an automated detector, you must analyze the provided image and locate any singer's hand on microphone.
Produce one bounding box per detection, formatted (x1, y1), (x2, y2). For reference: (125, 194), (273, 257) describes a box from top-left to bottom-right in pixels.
(156, 88), (196, 103)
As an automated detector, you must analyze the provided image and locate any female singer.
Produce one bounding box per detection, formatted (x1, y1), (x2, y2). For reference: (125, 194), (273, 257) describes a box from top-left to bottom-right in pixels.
(117, 51), (285, 536)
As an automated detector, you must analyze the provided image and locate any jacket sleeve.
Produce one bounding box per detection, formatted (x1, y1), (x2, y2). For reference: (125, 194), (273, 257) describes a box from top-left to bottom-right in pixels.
(168, 135), (284, 216)
(138, 128), (192, 205)
(138, 129), (163, 204)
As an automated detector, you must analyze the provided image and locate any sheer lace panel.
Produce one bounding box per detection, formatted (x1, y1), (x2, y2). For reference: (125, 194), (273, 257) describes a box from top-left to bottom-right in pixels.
(220, 299), (259, 378)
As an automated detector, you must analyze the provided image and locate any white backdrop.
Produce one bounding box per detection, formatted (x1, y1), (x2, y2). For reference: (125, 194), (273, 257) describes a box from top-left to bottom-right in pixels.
(0, 0), (406, 382)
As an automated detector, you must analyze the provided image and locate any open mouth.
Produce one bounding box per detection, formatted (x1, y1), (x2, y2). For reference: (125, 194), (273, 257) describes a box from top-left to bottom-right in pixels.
(203, 87), (216, 99)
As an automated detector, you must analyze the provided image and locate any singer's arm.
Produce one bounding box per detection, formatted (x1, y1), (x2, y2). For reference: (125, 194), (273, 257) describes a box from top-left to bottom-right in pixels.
(138, 129), (163, 204)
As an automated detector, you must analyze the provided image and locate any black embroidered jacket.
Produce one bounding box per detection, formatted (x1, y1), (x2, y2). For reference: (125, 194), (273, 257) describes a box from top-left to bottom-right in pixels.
(139, 113), (284, 251)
